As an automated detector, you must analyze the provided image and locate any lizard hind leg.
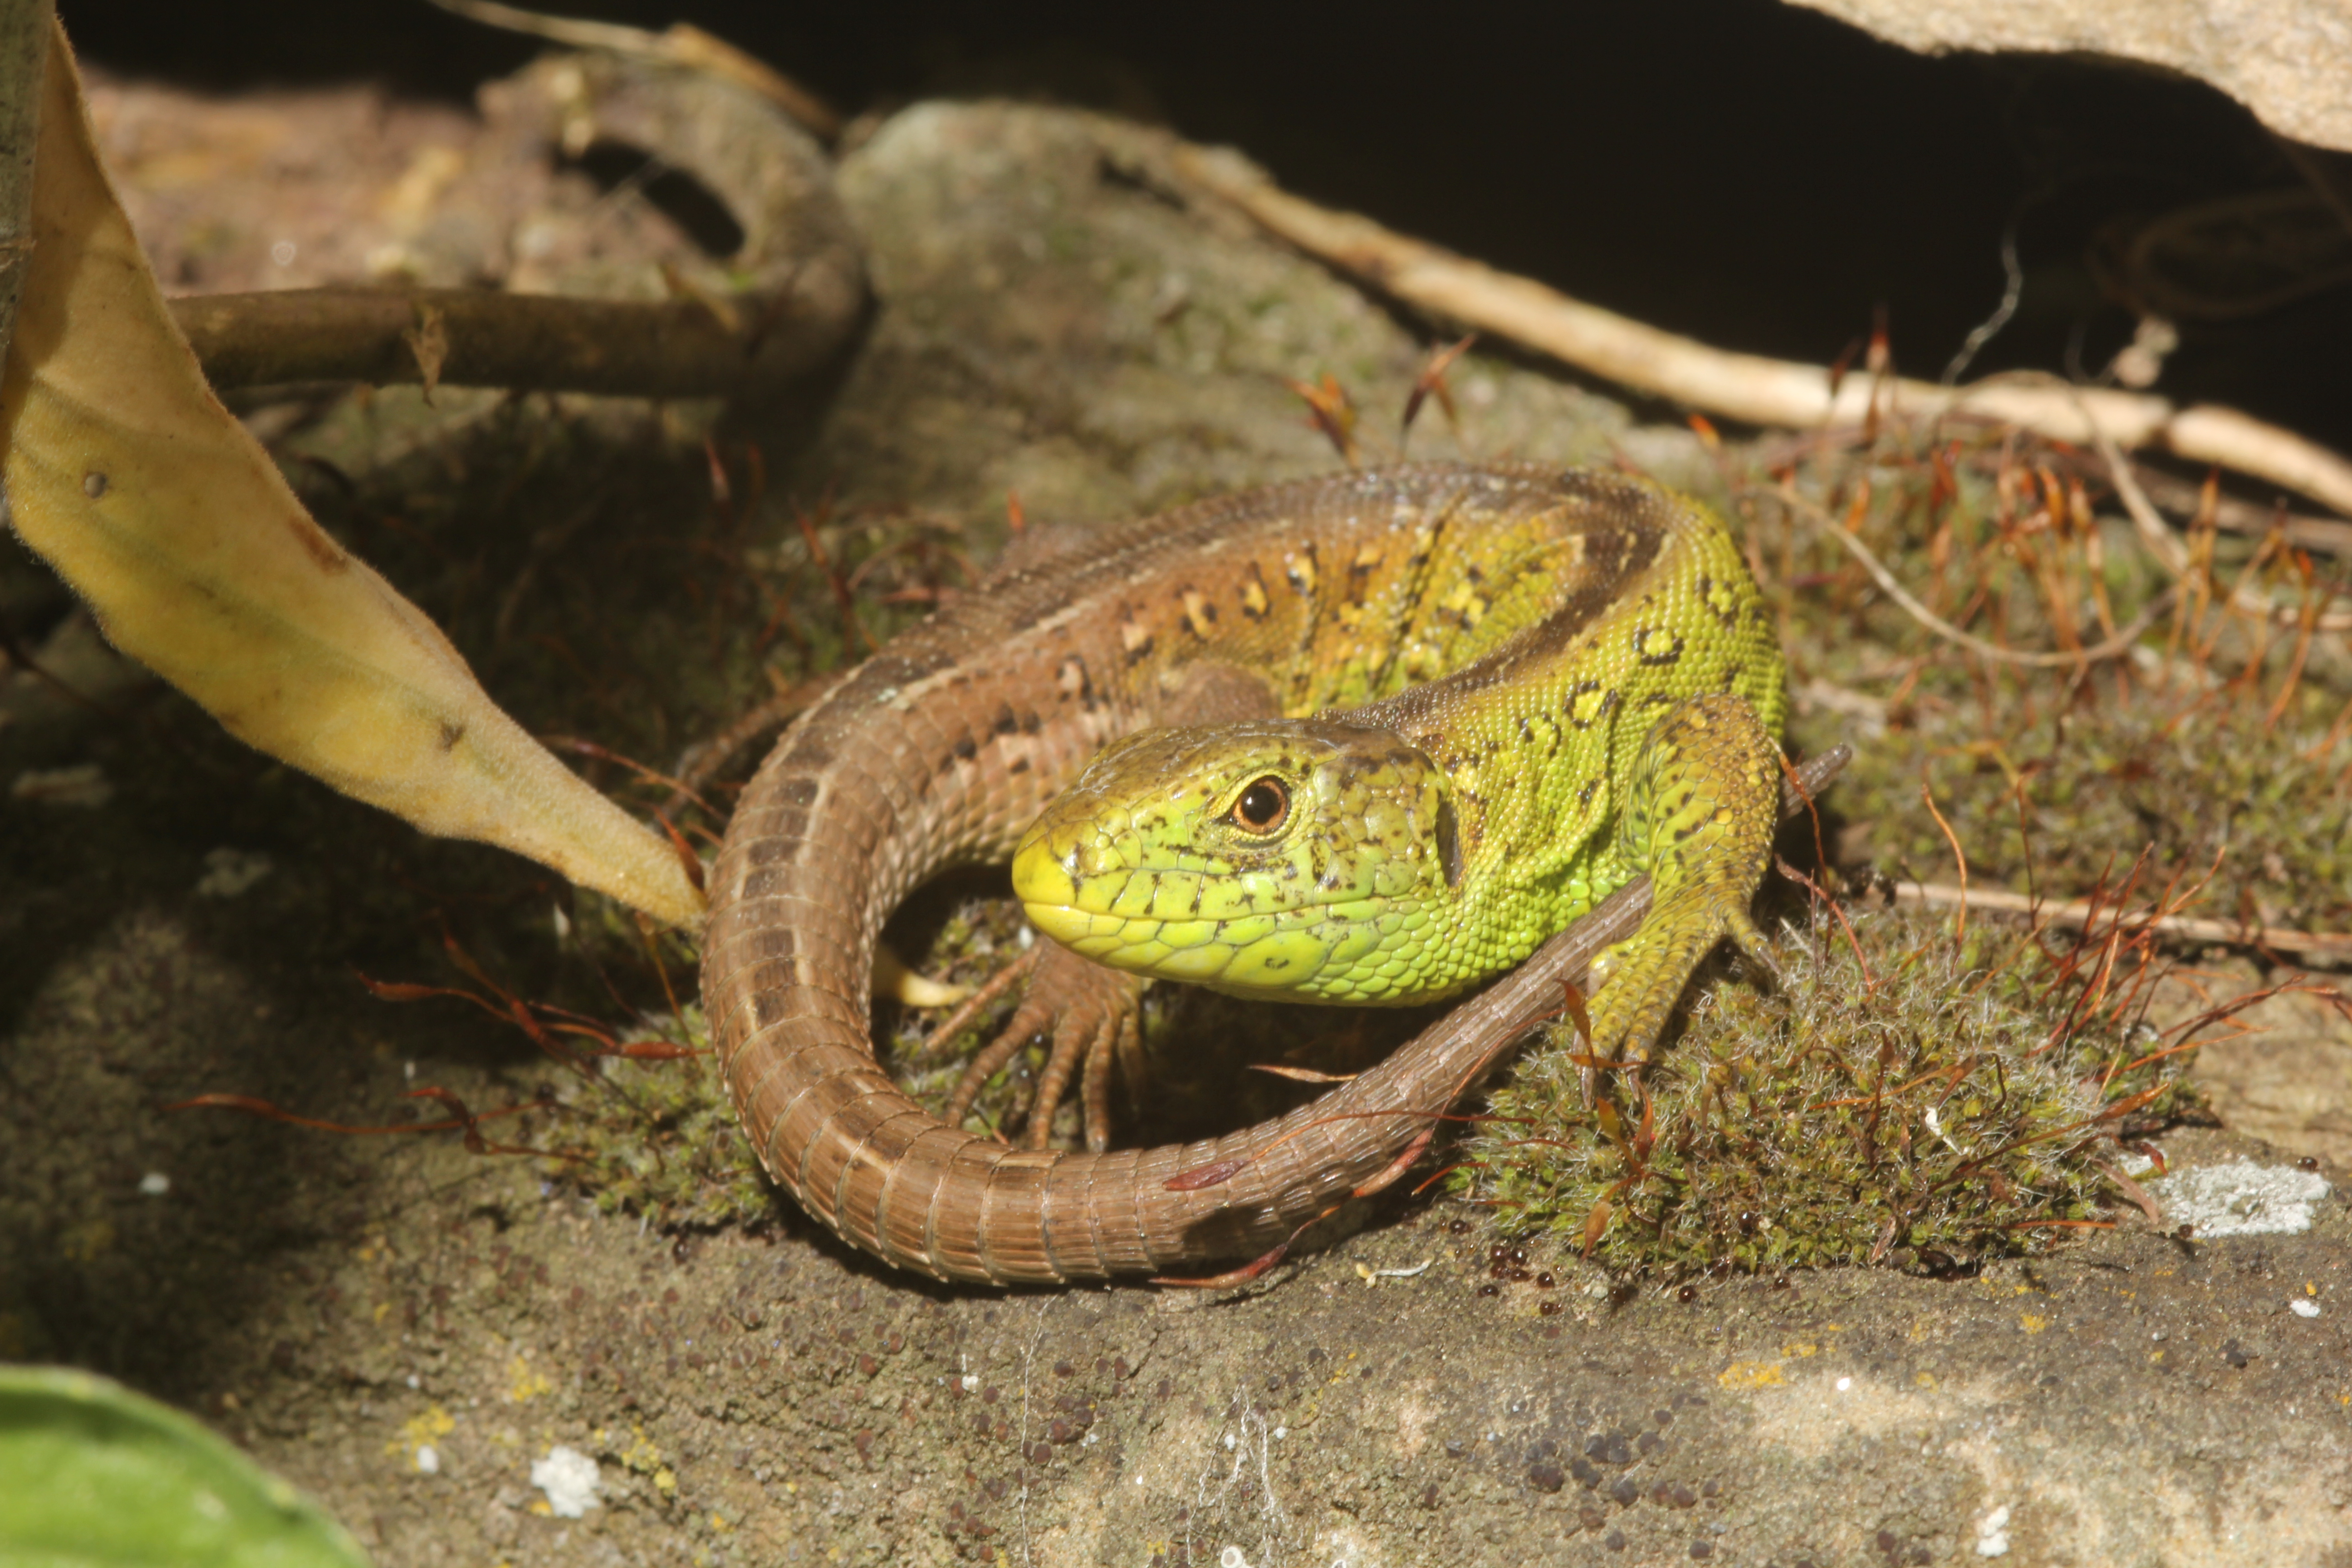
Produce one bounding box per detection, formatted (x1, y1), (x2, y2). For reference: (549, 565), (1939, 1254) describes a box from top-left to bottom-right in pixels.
(1583, 691), (1786, 1077)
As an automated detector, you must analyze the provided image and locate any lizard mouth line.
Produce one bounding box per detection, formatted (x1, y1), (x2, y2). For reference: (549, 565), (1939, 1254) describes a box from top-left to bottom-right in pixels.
(1018, 895), (1353, 993)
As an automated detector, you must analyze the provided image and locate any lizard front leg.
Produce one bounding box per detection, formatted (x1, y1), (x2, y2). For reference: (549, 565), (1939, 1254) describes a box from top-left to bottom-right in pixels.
(926, 930), (1147, 1152)
(1583, 691), (1786, 1075)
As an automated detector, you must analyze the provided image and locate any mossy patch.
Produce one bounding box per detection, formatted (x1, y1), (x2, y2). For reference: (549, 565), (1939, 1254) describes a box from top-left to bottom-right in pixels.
(1460, 903), (2213, 1278)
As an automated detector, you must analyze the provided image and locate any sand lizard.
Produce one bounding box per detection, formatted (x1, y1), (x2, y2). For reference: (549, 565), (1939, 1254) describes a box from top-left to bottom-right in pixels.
(702, 463), (1803, 1284)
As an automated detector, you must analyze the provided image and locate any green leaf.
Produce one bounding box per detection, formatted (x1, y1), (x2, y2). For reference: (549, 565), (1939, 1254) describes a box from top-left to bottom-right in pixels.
(0, 1365), (371, 1568)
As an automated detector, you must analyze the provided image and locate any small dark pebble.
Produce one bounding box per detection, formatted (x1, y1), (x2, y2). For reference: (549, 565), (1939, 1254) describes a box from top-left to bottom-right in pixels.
(1449, 1218), (1472, 1234)
(1578, 1506), (1607, 1530)
(1529, 1463), (1566, 1494)
(1054, 1362), (1073, 1377)
(1569, 1457), (1602, 1489)
(1605, 1531), (1627, 1552)
(1586, 1432), (1633, 1466)
(2223, 1341), (2254, 1369)
(1419, 1483), (1440, 1509)
(1691, 1544), (1713, 1560)
(2299, 1156), (2320, 1170)
(1677, 1284), (1698, 1302)
(1609, 1478), (1639, 1507)
(1048, 1421), (1073, 1445)
(1510, 1267), (1533, 1283)
(1636, 1431), (1659, 1455)
(1445, 1439), (1466, 1459)
(1490, 1263), (1509, 1279)
(1667, 1485), (1698, 1509)
(1478, 1284), (1500, 1297)
(1701, 1480), (1720, 1499)
(1540, 1300), (1563, 1316)
(1651, 1408), (1674, 1428)
(1536, 1272), (1555, 1289)
(1510, 1245), (1529, 1265)
(1877, 1529), (1899, 1554)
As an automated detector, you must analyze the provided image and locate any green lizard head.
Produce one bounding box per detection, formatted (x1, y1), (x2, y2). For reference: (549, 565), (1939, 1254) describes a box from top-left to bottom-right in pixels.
(1010, 719), (1465, 1002)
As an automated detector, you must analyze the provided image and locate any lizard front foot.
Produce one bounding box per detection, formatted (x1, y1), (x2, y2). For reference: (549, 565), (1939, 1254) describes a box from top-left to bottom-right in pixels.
(1583, 692), (1785, 1080)
(924, 940), (1145, 1152)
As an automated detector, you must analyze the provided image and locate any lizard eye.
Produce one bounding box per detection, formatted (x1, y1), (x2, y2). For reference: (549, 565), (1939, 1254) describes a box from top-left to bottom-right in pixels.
(1228, 777), (1290, 835)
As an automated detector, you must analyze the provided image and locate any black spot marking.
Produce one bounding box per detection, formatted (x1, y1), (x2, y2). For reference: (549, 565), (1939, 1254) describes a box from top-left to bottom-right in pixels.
(1021, 710), (1044, 735)
(1124, 632), (1155, 667)
(1641, 691), (1675, 707)
(1563, 680), (1619, 730)
(1240, 563), (1271, 620)
(1696, 573), (1740, 629)
(993, 703), (1021, 735)
(778, 777), (821, 808)
(1634, 627), (1685, 666)
(1576, 777), (1601, 810)
(951, 736), (978, 762)
(437, 719), (465, 751)
(1435, 799), (1463, 890)
(1319, 869), (1343, 891)
(1008, 758), (1032, 774)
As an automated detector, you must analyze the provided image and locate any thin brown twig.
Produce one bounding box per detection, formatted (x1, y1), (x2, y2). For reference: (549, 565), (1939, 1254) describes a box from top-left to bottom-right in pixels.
(1777, 481), (2176, 666)
(421, 0), (842, 137)
(1893, 881), (2352, 963)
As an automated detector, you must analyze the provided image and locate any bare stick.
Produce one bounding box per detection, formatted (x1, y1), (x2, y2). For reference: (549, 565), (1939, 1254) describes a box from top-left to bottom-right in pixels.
(1146, 136), (2352, 521)
(172, 285), (847, 399)
(1896, 881), (2352, 964)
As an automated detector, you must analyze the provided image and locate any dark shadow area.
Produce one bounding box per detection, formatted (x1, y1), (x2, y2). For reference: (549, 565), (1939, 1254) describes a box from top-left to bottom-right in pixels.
(61, 0), (2352, 452)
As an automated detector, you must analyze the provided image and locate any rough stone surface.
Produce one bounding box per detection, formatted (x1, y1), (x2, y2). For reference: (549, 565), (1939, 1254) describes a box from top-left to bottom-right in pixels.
(5, 86), (2350, 1568)
(1790, 0), (2352, 153)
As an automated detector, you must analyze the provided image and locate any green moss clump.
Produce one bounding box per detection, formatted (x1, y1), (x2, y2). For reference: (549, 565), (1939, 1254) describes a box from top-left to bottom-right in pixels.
(1461, 905), (2204, 1277)
(1823, 694), (2352, 939)
(551, 1004), (783, 1231)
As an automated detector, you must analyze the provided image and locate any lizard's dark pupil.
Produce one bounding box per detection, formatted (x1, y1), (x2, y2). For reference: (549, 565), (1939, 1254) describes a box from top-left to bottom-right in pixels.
(1234, 779), (1288, 832)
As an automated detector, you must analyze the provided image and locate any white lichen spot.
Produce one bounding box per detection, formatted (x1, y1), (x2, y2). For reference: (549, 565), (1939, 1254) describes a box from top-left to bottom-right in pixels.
(2291, 1298), (2322, 1319)
(415, 1444), (440, 1475)
(1976, 1503), (2010, 1557)
(1220, 1549), (1250, 1568)
(137, 1172), (170, 1197)
(530, 1446), (601, 1518)
(2149, 1158), (2331, 1237)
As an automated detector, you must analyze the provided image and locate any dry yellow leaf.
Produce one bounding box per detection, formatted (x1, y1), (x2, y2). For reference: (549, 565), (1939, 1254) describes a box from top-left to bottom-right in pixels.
(0, 24), (704, 927)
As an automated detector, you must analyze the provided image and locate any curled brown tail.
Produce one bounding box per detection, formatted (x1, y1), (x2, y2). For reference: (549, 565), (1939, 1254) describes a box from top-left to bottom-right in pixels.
(700, 642), (1442, 1282)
